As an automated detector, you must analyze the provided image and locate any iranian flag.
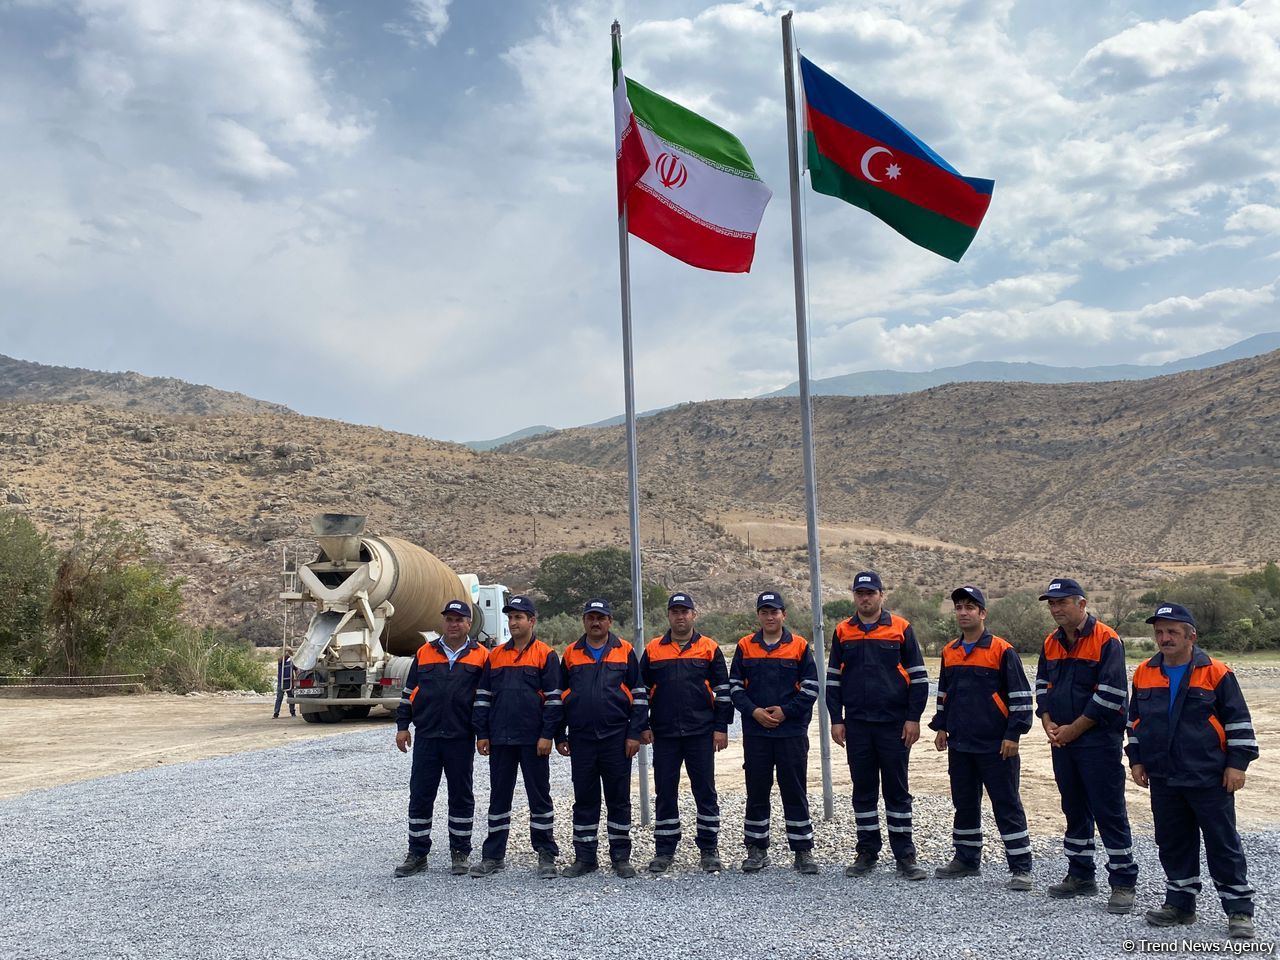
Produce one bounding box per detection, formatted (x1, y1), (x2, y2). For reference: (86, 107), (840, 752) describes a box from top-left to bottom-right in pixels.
(613, 44), (772, 273)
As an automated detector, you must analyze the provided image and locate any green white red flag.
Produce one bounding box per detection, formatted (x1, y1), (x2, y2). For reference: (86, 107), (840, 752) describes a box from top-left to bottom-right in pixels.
(613, 39), (771, 273)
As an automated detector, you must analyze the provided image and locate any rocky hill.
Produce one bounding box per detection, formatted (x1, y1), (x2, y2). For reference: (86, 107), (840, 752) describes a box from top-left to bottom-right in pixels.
(503, 351), (1280, 566)
(0, 354), (292, 417)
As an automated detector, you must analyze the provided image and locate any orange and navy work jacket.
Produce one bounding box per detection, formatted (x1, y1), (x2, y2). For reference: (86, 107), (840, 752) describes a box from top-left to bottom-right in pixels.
(729, 629), (818, 738)
(1125, 647), (1259, 788)
(928, 632), (1032, 753)
(557, 634), (649, 743)
(395, 638), (488, 738)
(640, 631), (732, 738)
(1034, 615), (1128, 742)
(472, 638), (562, 746)
(826, 611), (928, 725)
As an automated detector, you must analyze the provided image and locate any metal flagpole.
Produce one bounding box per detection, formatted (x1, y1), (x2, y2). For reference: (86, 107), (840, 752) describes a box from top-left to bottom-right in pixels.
(613, 20), (652, 828)
(782, 10), (834, 821)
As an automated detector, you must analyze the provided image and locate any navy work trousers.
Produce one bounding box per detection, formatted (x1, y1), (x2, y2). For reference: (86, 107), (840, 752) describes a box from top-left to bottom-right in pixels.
(742, 735), (813, 852)
(1151, 778), (1254, 917)
(1051, 738), (1137, 887)
(947, 749), (1031, 873)
(481, 744), (558, 862)
(407, 735), (474, 856)
(846, 719), (915, 860)
(653, 734), (720, 855)
(568, 733), (632, 865)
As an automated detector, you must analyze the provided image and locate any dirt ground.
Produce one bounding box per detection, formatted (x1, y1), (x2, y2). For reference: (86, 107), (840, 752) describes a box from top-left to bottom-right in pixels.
(2, 672), (1276, 833)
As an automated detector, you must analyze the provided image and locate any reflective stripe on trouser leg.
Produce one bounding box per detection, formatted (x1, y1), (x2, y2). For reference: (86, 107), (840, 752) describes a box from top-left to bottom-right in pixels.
(976, 751), (1030, 872)
(742, 734), (776, 850)
(685, 733), (721, 853)
(846, 721), (882, 856)
(1051, 742), (1097, 879)
(407, 735), (446, 856)
(947, 749), (984, 865)
(443, 736), (476, 854)
(873, 719), (916, 861)
(652, 736), (685, 855)
(1150, 779), (1202, 912)
(776, 735), (813, 852)
(520, 744), (559, 858)
(569, 736), (604, 863)
(1188, 784), (1253, 917)
(1071, 740), (1137, 887)
(481, 744), (520, 862)
(598, 732), (634, 864)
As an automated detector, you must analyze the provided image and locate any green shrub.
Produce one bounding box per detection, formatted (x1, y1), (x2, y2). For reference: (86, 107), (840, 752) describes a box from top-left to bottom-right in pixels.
(0, 511), (57, 675)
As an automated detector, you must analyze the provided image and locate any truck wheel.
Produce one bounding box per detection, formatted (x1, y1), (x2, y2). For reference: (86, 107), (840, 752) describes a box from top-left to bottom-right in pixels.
(300, 705), (343, 723)
(342, 706), (372, 720)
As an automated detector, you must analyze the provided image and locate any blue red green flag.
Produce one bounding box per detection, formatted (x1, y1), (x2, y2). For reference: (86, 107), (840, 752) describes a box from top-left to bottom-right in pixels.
(800, 56), (994, 262)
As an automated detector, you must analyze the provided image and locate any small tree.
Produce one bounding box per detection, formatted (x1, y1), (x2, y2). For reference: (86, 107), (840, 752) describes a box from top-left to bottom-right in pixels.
(531, 547), (662, 624)
(0, 512), (57, 674)
(987, 591), (1055, 654)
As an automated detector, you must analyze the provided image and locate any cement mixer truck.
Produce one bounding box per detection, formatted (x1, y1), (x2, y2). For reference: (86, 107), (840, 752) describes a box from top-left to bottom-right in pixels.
(281, 513), (509, 723)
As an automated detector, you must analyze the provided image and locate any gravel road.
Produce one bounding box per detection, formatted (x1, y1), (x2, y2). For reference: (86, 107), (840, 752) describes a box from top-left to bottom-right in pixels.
(3, 728), (1275, 960)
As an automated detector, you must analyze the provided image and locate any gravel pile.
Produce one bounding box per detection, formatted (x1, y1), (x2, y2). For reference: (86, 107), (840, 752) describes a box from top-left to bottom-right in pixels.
(2, 729), (1276, 960)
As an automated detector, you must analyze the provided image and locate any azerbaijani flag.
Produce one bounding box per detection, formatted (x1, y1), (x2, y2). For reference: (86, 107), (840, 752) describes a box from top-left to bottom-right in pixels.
(613, 43), (772, 273)
(800, 56), (993, 262)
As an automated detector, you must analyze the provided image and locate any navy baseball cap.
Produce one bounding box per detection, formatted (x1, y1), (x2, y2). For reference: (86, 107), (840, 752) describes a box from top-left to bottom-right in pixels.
(441, 600), (472, 618)
(1039, 578), (1086, 600)
(502, 595), (537, 615)
(667, 592), (696, 610)
(756, 591), (785, 610)
(851, 571), (883, 592)
(582, 598), (613, 617)
(950, 586), (987, 610)
(1146, 602), (1196, 628)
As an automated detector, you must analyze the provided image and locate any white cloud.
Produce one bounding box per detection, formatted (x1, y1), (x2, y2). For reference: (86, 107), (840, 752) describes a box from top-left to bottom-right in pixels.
(210, 118), (295, 181)
(1226, 203), (1280, 233)
(388, 0), (454, 46)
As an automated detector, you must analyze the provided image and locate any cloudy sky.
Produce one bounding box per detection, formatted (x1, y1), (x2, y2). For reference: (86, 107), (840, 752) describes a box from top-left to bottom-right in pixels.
(1, 0), (1277, 441)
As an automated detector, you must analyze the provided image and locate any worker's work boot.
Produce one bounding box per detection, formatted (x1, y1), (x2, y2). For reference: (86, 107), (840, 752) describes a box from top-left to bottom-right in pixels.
(934, 858), (980, 879)
(1006, 872), (1033, 892)
(896, 858), (927, 881)
(449, 851), (470, 876)
(794, 850), (819, 875)
(612, 860), (637, 879)
(1107, 887), (1136, 915)
(700, 849), (724, 874)
(536, 852), (558, 879)
(1145, 904), (1196, 927)
(647, 854), (673, 874)
(560, 859), (598, 878)
(393, 853), (429, 878)
(1228, 914), (1257, 940)
(1048, 875), (1098, 899)
(741, 846), (769, 873)
(845, 852), (877, 877)
(468, 858), (504, 878)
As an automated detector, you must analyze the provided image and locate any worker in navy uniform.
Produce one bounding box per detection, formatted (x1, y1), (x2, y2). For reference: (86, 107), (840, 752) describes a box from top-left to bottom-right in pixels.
(470, 595), (562, 879)
(729, 591), (820, 875)
(827, 571), (929, 881)
(556, 598), (648, 879)
(639, 592), (733, 874)
(930, 586), (1034, 890)
(273, 646), (295, 718)
(1034, 577), (1137, 913)
(393, 601), (488, 878)
(1127, 602), (1260, 940)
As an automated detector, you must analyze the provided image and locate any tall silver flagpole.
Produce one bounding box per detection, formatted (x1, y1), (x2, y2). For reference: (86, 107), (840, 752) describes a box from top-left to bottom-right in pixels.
(782, 10), (834, 821)
(612, 20), (652, 828)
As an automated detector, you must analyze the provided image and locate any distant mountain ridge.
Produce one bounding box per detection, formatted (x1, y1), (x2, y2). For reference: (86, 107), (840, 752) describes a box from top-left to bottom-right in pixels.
(764, 331), (1280, 398)
(0, 353), (293, 417)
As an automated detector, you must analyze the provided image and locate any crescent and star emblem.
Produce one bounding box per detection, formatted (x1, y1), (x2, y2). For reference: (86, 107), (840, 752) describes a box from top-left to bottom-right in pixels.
(860, 146), (902, 183)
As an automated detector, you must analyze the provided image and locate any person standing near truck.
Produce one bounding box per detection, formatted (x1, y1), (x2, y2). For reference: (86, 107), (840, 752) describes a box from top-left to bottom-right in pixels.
(471, 595), (562, 879)
(393, 601), (488, 878)
(273, 646), (295, 719)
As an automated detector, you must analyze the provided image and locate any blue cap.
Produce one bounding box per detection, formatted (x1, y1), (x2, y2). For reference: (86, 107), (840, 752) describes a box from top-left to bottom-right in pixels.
(1039, 578), (1086, 601)
(851, 571), (883, 592)
(441, 600), (472, 618)
(951, 586), (987, 610)
(502, 595), (537, 615)
(756, 591), (785, 610)
(667, 592), (696, 610)
(582, 598), (613, 617)
(1146, 602), (1196, 628)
